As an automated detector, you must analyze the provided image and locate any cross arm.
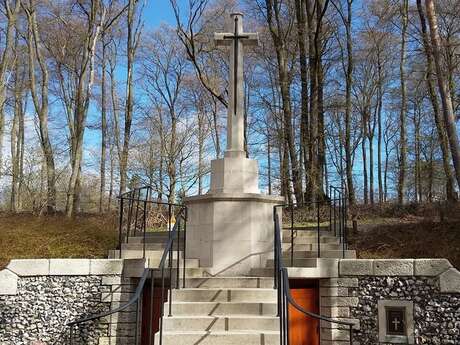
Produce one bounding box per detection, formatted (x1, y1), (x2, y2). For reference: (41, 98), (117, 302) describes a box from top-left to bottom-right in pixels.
(242, 33), (259, 46)
(214, 33), (232, 47)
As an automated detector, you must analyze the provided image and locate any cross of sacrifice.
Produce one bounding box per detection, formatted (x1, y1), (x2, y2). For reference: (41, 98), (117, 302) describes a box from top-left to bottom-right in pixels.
(214, 13), (258, 157)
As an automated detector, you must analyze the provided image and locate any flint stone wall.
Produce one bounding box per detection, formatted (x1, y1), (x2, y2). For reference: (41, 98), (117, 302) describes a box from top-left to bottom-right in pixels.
(321, 259), (460, 345)
(350, 276), (460, 345)
(0, 259), (138, 345)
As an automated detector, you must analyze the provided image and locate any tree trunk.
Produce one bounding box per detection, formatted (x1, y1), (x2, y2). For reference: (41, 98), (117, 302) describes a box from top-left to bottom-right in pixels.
(416, 0), (456, 201)
(377, 61), (383, 204)
(99, 37), (108, 213)
(265, 0), (304, 205)
(425, 0), (460, 189)
(119, 0), (138, 194)
(344, 0), (355, 205)
(362, 133), (368, 205)
(24, 2), (57, 214)
(398, 0), (408, 204)
(295, 0), (310, 201)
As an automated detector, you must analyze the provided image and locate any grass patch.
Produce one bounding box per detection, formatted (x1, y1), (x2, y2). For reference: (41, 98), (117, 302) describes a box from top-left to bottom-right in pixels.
(0, 212), (118, 269)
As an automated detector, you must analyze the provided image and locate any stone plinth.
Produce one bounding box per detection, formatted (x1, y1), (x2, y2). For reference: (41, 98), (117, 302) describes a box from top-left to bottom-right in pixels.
(209, 157), (259, 194)
(185, 192), (283, 276)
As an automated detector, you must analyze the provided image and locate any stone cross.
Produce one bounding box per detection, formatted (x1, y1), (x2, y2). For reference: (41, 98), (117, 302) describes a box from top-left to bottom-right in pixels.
(392, 318), (401, 331)
(215, 13), (258, 158)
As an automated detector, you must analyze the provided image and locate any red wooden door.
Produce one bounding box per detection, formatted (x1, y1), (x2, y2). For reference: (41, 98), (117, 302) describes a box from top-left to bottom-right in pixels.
(141, 281), (168, 345)
(288, 279), (320, 345)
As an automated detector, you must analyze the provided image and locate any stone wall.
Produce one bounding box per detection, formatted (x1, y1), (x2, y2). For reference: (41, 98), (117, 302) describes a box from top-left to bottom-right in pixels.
(319, 259), (460, 345)
(0, 259), (139, 345)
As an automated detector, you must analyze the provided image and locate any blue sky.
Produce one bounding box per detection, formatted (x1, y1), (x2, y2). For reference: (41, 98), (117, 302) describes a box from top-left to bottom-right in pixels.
(144, 1), (177, 27)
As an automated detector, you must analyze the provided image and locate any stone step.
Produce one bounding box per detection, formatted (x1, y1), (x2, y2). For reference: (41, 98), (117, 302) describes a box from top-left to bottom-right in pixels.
(281, 229), (335, 237)
(266, 258), (318, 267)
(146, 258), (200, 269)
(280, 250), (356, 259)
(121, 243), (184, 251)
(164, 302), (277, 316)
(282, 225), (331, 232)
(153, 331), (279, 345)
(162, 316), (279, 332)
(108, 249), (184, 260)
(251, 259), (339, 278)
(282, 236), (340, 244)
(171, 288), (277, 302)
(127, 233), (185, 243)
(281, 243), (344, 251)
(184, 277), (274, 289)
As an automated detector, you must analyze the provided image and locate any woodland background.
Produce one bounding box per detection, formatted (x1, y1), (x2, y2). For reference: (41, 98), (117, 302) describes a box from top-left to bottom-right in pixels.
(0, 0), (459, 217)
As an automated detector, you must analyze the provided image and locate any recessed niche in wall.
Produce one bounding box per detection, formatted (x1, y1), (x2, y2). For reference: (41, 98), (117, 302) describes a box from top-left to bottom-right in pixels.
(378, 300), (415, 344)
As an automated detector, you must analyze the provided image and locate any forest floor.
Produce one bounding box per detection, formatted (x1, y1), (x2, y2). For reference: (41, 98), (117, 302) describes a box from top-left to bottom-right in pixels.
(348, 202), (460, 269)
(0, 212), (118, 270)
(0, 202), (459, 270)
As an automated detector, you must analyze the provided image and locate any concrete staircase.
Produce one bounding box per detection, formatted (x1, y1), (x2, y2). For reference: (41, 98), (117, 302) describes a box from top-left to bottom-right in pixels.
(250, 226), (356, 278)
(112, 225), (354, 345)
(110, 232), (279, 345)
(157, 277), (279, 345)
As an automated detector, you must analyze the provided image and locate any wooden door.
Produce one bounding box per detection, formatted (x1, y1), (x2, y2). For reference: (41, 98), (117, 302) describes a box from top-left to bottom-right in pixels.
(141, 281), (168, 345)
(288, 279), (320, 345)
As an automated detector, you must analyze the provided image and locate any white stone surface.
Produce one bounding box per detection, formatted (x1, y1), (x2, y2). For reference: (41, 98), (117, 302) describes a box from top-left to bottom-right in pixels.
(320, 278), (359, 288)
(339, 259), (374, 276)
(185, 193), (283, 276)
(209, 157), (259, 194)
(439, 268), (460, 293)
(49, 259), (90, 275)
(414, 259), (452, 276)
(374, 259), (414, 276)
(90, 259), (123, 275)
(7, 259), (49, 276)
(0, 269), (18, 295)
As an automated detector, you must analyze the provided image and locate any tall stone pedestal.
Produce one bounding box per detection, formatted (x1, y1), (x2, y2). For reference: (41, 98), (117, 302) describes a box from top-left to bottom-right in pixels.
(185, 156), (283, 276)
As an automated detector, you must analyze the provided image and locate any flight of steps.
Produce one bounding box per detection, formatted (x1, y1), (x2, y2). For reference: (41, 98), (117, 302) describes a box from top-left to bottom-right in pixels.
(109, 232), (280, 345)
(250, 225), (356, 277)
(109, 225), (354, 345)
(157, 276), (279, 345)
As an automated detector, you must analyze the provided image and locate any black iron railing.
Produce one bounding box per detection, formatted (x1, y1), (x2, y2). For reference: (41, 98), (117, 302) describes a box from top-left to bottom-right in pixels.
(67, 186), (188, 345)
(118, 186), (186, 261)
(273, 206), (354, 345)
(276, 185), (348, 266)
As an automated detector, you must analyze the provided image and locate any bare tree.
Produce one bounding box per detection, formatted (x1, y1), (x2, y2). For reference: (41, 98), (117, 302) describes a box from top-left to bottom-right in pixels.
(425, 0), (460, 190)
(23, 0), (57, 213)
(0, 0), (21, 181)
(119, 0), (142, 194)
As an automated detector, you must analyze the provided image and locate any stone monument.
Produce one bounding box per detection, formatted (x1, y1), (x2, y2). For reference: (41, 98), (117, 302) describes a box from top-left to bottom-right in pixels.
(185, 13), (284, 276)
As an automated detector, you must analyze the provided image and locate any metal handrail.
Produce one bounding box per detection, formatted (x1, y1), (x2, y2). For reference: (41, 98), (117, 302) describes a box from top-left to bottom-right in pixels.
(273, 186), (354, 344)
(274, 213), (354, 344)
(67, 268), (151, 327)
(68, 186), (187, 345)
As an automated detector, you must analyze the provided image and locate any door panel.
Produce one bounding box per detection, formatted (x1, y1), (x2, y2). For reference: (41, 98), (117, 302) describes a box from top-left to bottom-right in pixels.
(141, 281), (168, 345)
(289, 279), (320, 345)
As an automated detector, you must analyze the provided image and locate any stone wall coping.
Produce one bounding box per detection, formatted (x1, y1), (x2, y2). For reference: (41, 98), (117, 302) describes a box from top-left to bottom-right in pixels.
(0, 269), (18, 295)
(184, 192), (284, 204)
(5, 258), (125, 277)
(339, 258), (459, 294)
(339, 258), (452, 277)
